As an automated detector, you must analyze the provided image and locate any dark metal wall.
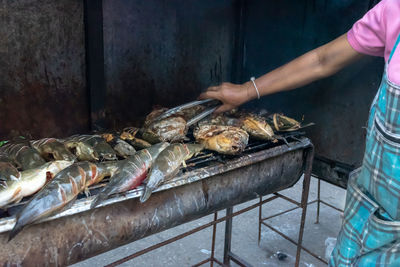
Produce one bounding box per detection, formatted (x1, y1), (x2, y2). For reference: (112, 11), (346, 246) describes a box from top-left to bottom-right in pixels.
(0, 0), (89, 139)
(241, 0), (383, 169)
(102, 0), (237, 129)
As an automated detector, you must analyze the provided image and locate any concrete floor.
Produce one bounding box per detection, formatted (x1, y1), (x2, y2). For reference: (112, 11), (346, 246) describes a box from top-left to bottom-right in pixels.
(71, 177), (346, 267)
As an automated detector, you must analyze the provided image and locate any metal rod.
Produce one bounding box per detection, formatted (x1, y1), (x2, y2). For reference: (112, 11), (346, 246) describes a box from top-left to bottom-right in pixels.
(227, 252), (253, 267)
(192, 258), (211, 267)
(258, 195), (262, 244)
(295, 146), (314, 267)
(261, 205), (301, 221)
(210, 212), (218, 267)
(261, 222), (327, 265)
(223, 207), (233, 266)
(273, 192), (301, 207)
(106, 195), (280, 266)
(320, 199), (344, 213)
(316, 178), (321, 224)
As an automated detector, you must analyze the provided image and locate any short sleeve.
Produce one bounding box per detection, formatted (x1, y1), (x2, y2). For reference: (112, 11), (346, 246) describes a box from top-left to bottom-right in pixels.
(347, 0), (387, 57)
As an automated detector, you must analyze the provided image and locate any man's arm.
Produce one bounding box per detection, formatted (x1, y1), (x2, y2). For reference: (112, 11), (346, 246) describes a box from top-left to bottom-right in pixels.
(200, 34), (363, 113)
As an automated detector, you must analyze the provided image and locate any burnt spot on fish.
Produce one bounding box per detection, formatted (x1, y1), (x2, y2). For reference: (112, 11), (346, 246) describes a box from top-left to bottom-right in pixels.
(45, 171), (53, 183)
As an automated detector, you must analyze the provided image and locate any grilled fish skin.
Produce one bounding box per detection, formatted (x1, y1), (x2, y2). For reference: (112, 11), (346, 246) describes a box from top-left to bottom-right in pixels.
(0, 142), (46, 170)
(0, 160), (73, 208)
(270, 113), (301, 132)
(30, 138), (77, 161)
(142, 116), (188, 143)
(69, 135), (118, 161)
(119, 130), (152, 150)
(101, 133), (136, 158)
(193, 125), (249, 155)
(9, 161), (114, 240)
(240, 115), (275, 141)
(140, 143), (204, 203)
(91, 142), (169, 208)
(62, 138), (99, 162)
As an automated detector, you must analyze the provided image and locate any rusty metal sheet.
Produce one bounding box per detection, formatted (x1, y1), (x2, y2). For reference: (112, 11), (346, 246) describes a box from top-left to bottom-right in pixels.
(0, 138), (310, 266)
(0, 0), (89, 140)
(241, 0), (383, 170)
(103, 0), (237, 129)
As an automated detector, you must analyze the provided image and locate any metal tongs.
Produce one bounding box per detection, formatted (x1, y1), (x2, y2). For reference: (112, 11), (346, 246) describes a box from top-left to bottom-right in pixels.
(154, 98), (221, 126)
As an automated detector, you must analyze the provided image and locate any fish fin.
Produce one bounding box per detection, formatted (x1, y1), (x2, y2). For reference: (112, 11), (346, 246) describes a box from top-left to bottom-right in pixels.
(84, 187), (91, 198)
(140, 186), (152, 203)
(90, 190), (110, 209)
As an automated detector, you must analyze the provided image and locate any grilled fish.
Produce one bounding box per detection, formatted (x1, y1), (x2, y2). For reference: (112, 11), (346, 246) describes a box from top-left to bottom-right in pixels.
(91, 142), (169, 208)
(0, 142), (46, 170)
(65, 135), (117, 161)
(120, 128), (152, 150)
(240, 114), (275, 141)
(101, 133), (136, 158)
(0, 160), (73, 208)
(270, 113), (302, 131)
(62, 138), (99, 161)
(140, 143), (204, 203)
(9, 161), (117, 240)
(30, 138), (76, 161)
(194, 125), (249, 155)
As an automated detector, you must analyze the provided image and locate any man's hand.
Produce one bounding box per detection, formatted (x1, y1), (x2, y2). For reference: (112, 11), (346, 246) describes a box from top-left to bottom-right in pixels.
(199, 81), (256, 113)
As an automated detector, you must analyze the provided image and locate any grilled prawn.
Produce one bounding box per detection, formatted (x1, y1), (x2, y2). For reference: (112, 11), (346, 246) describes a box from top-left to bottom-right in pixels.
(9, 161), (117, 240)
(140, 143), (204, 203)
(91, 142), (169, 208)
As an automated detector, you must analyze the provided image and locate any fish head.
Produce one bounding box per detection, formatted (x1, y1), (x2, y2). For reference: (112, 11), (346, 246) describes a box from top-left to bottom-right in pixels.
(94, 143), (117, 161)
(76, 143), (99, 161)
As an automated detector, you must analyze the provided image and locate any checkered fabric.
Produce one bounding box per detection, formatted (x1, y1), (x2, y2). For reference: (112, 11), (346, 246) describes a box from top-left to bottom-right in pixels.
(329, 34), (400, 266)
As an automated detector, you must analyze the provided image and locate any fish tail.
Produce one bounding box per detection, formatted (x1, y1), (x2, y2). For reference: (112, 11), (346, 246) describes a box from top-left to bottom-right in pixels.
(8, 217), (26, 242)
(90, 192), (108, 209)
(140, 186), (152, 203)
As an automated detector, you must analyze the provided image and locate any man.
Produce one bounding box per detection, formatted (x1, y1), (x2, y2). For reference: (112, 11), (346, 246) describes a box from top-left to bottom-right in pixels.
(200, 0), (400, 265)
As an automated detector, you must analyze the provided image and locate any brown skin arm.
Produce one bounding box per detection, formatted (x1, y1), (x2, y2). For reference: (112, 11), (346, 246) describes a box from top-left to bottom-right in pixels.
(199, 34), (364, 113)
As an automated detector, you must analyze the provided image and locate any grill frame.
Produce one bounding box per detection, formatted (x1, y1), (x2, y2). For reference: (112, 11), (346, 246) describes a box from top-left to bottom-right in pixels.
(0, 137), (312, 266)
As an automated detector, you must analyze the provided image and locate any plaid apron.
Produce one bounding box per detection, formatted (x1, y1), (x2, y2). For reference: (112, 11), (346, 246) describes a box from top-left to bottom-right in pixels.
(330, 33), (400, 266)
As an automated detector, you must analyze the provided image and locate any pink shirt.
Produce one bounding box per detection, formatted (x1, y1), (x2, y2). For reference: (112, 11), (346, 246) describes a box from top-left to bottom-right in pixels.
(347, 0), (400, 85)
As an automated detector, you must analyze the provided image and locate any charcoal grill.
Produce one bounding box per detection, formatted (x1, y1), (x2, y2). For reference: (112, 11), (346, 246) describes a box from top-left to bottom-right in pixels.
(0, 134), (313, 266)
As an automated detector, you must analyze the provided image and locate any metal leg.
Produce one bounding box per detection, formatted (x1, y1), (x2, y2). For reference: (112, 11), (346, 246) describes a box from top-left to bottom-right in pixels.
(258, 195), (262, 244)
(315, 178), (321, 224)
(210, 212), (218, 267)
(295, 146), (314, 267)
(223, 207), (233, 266)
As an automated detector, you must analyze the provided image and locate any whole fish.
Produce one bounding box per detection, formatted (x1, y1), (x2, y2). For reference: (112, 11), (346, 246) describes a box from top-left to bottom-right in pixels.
(30, 138), (77, 161)
(140, 143), (204, 203)
(91, 142), (169, 208)
(9, 161), (117, 240)
(101, 133), (136, 158)
(72, 135), (117, 161)
(120, 130), (152, 150)
(270, 113), (302, 131)
(142, 113), (188, 143)
(0, 142), (46, 170)
(240, 114), (275, 141)
(193, 125), (249, 155)
(62, 138), (99, 162)
(0, 160), (73, 208)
